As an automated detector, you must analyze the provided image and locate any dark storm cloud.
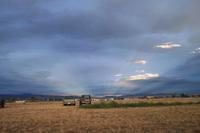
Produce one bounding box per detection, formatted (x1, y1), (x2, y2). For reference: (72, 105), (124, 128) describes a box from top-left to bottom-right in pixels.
(0, 73), (55, 94)
(0, 0), (199, 55)
(151, 1), (200, 33)
(173, 54), (200, 79)
(0, 0), (139, 43)
(120, 54), (200, 95)
(132, 78), (200, 95)
(0, 0), (200, 95)
(1, 0), (198, 46)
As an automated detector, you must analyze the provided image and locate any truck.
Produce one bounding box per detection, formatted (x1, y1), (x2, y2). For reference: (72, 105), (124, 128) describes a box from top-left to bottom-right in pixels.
(63, 98), (76, 106)
(80, 95), (91, 105)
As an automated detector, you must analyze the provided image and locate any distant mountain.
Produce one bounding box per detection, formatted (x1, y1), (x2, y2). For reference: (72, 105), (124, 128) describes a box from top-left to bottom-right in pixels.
(0, 93), (79, 100)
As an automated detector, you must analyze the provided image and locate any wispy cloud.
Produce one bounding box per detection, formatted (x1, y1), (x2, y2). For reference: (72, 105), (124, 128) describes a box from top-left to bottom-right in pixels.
(156, 42), (181, 49)
(133, 59), (147, 65)
(128, 73), (159, 81)
(114, 74), (122, 77)
(135, 70), (145, 73)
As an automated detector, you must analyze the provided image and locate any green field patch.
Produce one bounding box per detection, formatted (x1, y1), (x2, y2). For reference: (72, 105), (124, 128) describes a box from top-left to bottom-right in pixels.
(80, 101), (200, 109)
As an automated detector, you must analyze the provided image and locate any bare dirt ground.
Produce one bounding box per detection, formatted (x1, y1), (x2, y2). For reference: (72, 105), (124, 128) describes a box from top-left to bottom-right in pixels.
(0, 98), (200, 133)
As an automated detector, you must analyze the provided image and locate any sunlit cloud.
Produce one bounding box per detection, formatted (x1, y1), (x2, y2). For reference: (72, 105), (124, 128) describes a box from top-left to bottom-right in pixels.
(156, 42), (181, 49)
(192, 48), (200, 54)
(128, 73), (159, 81)
(133, 59), (147, 65)
(114, 74), (122, 77)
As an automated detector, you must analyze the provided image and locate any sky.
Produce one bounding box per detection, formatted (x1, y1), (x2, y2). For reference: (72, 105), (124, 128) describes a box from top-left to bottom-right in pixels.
(0, 0), (200, 95)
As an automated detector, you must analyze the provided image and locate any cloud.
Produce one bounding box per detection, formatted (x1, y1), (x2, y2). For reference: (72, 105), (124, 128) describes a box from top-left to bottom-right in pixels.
(192, 47), (200, 54)
(133, 59), (147, 65)
(128, 73), (159, 81)
(0, 0), (200, 95)
(114, 74), (122, 77)
(131, 54), (200, 94)
(131, 77), (200, 95)
(0, 73), (56, 95)
(173, 54), (200, 78)
(155, 42), (181, 49)
(135, 70), (145, 73)
(113, 80), (135, 88)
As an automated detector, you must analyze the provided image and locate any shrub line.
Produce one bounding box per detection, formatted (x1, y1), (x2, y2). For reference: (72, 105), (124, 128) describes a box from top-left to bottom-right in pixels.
(80, 101), (200, 109)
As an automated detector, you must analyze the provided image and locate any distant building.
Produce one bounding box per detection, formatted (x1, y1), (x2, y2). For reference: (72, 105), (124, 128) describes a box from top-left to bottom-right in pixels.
(15, 100), (26, 104)
(146, 96), (155, 99)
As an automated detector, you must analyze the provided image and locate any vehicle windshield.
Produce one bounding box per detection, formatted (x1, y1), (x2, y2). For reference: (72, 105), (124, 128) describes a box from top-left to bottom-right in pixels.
(82, 95), (90, 98)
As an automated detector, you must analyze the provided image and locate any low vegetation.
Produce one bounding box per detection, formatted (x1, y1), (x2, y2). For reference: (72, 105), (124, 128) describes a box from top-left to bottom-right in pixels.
(80, 101), (200, 109)
(0, 98), (200, 133)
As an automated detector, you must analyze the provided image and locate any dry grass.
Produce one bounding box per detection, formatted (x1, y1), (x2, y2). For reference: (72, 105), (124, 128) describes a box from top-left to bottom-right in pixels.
(0, 98), (200, 133)
(116, 97), (200, 104)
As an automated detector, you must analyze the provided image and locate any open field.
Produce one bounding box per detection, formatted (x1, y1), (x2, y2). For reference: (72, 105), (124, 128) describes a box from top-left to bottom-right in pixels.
(0, 98), (200, 133)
